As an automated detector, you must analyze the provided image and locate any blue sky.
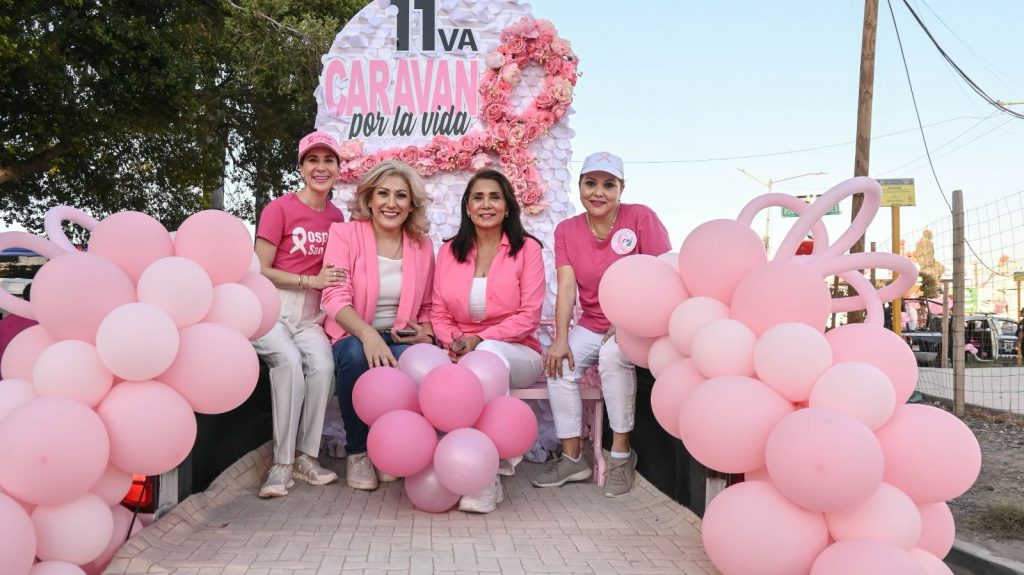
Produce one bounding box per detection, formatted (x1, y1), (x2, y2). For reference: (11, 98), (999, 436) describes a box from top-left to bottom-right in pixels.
(527, 0), (1024, 255)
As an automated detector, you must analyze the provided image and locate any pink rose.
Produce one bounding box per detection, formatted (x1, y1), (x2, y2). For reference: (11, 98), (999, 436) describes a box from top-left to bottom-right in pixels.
(338, 139), (364, 161)
(523, 201), (549, 215)
(536, 110), (556, 126)
(523, 122), (542, 141)
(484, 51), (505, 70)
(550, 39), (571, 57)
(515, 55), (529, 69)
(536, 19), (555, 34)
(432, 135), (450, 146)
(415, 157), (438, 176)
(494, 123), (511, 141)
(470, 153), (492, 171)
(510, 146), (531, 166)
(484, 102), (505, 124)
(520, 189), (541, 205)
(512, 179), (528, 194)
(507, 37), (526, 55)
(535, 91), (556, 109)
(552, 103), (569, 119)
(562, 61), (578, 79)
(399, 146), (420, 165)
(500, 62), (522, 85)
(459, 134), (480, 153)
(507, 124), (526, 147)
(551, 78), (573, 103)
(544, 57), (562, 75)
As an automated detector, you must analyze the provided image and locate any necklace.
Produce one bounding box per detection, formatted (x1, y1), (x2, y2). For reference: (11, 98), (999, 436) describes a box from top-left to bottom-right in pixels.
(586, 206), (619, 241)
(377, 235), (402, 259)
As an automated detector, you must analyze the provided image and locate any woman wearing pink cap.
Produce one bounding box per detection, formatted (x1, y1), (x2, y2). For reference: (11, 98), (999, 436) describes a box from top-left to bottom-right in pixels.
(431, 169), (545, 513)
(252, 131), (347, 498)
(535, 152), (671, 497)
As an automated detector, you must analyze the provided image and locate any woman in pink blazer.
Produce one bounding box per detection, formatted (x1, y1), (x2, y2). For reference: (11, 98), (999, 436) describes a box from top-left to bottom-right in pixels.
(321, 160), (435, 491)
(431, 169), (545, 513)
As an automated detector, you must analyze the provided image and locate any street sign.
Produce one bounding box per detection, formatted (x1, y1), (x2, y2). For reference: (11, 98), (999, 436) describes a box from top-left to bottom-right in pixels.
(877, 178), (916, 207)
(781, 195), (841, 218)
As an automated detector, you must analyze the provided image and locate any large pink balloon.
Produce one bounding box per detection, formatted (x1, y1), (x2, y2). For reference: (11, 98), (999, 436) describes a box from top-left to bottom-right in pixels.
(810, 361), (896, 430)
(754, 322), (832, 402)
(81, 504), (143, 574)
(916, 502), (955, 558)
(691, 319), (756, 379)
(159, 322), (260, 414)
(32, 340), (113, 407)
(433, 428), (499, 496)
(239, 272), (281, 340)
(366, 410), (437, 478)
(825, 483), (922, 549)
(875, 404), (981, 503)
(615, 330), (655, 368)
(353, 366), (420, 425)
(647, 336), (683, 377)
(0, 493), (36, 575)
(826, 323), (919, 405)
(667, 296), (731, 356)
(95, 303), (180, 382)
(650, 359), (704, 438)
(598, 255), (689, 337)
(419, 364), (484, 432)
(89, 464), (133, 506)
(731, 261), (831, 336)
(202, 283), (262, 339)
(678, 219), (767, 304)
(0, 378), (38, 423)
(31, 252), (136, 342)
(0, 397), (109, 506)
(810, 540), (927, 575)
(1, 324), (56, 381)
(31, 561), (88, 575)
(404, 464), (460, 513)
(702, 481), (829, 575)
(32, 493), (113, 564)
(173, 210), (253, 285)
(765, 407), (884, 513)
(397, 343), (450, 385)
(677, 376), (793, 473)
(97, 380), (197, 476)
(474, 396), (537, 458)
(89, 211), (173, 284)
(458, 350), (511, 403)
(909, 548), (955, 575)
(136, 256), (214, 327)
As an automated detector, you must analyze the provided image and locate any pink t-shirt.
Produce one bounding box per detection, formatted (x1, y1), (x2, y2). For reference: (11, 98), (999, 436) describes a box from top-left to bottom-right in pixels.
(256, 193), (344, 275)
(554, 203), (671, 333)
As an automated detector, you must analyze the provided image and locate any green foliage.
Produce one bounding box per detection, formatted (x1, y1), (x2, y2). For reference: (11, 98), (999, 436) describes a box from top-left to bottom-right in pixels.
(976, 503), (1024, 539)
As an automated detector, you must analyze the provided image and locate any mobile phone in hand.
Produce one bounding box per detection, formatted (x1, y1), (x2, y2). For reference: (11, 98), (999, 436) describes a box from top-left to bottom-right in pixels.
(395, 328), (417, 337)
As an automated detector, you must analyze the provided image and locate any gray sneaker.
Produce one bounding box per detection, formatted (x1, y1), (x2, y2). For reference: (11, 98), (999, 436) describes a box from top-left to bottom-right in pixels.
(532, 454), (592, 488)
(604, 451), (637, 497)
(293, 453), (338, 486)
(259, 464), (295, 498)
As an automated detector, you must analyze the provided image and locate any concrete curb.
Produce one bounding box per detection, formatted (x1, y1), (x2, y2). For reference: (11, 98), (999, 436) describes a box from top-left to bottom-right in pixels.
(947, 539), (1024, 575)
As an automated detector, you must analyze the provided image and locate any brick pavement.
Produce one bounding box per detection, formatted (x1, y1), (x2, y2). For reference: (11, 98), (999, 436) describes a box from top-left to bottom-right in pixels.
(106, 444), (718, 574)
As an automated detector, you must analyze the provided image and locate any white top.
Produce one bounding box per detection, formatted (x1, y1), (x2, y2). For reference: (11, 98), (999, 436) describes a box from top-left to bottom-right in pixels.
(372, 256), (403, 329)
(469, 277), (488, 322)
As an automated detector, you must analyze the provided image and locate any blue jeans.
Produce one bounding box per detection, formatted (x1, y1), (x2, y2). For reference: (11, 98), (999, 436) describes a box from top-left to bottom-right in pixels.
(333, 333), (410, 454)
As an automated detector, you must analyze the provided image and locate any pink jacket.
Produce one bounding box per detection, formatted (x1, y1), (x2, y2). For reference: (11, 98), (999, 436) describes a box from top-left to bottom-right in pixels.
(321, 220), (435, 343)
(431, 235), (545, 353)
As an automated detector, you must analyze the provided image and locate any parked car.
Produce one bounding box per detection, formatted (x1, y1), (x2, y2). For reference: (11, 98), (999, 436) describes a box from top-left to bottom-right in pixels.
(900, 301), (1019, 366)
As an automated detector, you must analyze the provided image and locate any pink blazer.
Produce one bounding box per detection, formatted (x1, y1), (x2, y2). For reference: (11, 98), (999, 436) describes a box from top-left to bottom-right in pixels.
(321, 220), (435, 343)
(431, 235), (545, 353)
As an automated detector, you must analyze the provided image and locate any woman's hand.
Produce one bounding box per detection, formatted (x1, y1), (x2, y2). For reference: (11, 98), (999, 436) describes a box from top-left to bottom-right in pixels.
(309, 263), (347, 290)
(451, 334), (481, 359)
(602, 326), (616, 344)
(391, 321), (433, 345)
(544, 338), (574, 378)
(362, 331), (398, 368)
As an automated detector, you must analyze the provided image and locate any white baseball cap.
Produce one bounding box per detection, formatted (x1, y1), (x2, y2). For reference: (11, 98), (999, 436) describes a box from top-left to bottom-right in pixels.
(580, 152), (624, 180)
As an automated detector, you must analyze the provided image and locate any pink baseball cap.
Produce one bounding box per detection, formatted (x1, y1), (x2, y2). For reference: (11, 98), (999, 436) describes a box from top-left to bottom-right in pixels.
(298, 131), (342, 163)
(580, 152), (625, 180)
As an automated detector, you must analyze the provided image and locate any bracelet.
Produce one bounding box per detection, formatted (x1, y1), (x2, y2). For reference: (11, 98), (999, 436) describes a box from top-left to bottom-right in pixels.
(428, 334), (438, 346)
(298, 274), (306, 289)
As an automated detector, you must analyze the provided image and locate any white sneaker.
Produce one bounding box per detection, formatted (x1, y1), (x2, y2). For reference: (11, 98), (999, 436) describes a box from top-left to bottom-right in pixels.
(259, 464), (295, 498)
(293, 453), (338, 486)
(497, 455), (523, 476)
(377, 468), (399, 483)
(458, 477), (504, 514)
(346, 453), (379, 491)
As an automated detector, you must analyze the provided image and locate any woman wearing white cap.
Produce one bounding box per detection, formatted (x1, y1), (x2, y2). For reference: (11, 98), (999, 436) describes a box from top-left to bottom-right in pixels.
(535, 152), (671, 497)
(252, 131), (347, 498)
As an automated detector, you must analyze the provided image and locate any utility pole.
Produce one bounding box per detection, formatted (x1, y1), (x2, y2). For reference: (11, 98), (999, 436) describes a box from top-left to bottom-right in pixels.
(738, 169), (826, 256)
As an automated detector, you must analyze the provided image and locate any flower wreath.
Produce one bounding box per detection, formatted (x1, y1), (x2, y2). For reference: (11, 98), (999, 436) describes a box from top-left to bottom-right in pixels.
(334, 17), (579, 215)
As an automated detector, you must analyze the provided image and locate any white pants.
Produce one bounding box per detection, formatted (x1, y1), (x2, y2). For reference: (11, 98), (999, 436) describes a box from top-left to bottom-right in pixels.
(252, 287), (334, 465)
(547, 326), (636, 438)
(475, 340), (543, 390)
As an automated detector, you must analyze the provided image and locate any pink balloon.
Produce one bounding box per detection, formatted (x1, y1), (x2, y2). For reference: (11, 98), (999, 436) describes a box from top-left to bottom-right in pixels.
(137, 256), (214, 327)
(875, 404), (981, 503)
(678, 219), (767, 304)
(474, 396), (537, 458)
(31, 561), (87, 575)
(0, 397), (109, 506)
(239, 272), (281, 340)
(404, 464), (460, 513)
(89, 464), (133, 506)
(97, 380), (197, 476)
(810, 361), (896, 430)
(0, 493), (36, 575)
(916, 502), (955, 558)
(825, 483), (922, 549)
(202, 283), (262, 339)
(754, 322), (833, 402)
(702, 481), (828, 575)
(650, 359), (704, 438)
(598, 255), (689, 337)
(419, 364), (484, 432)
(1, 324), (56, 381)
(32, 340), (113, 407)
(0, 378), (37, 423)
(826, 323), (919, 405)
(366, 410), (438, 478)
(743, 467), (771, 482)
(32, 493), (113, 564)
(677, 376), (793, 473)
(433, 428), (499, 496)
(31, 252), (136, 342)
(159, 323), (260, 414)
(647, 336), (682, 377)
(657, 251), (679, 269)
(765, 407), (884, 513)
(691, 319), (756, 379)
(810, 540), (927, 575)
(173, 210), (253, 285)
(95, 303), (180, 382)
(81, 504), (143, 574)
(353, 366), (420, 425)
(397, 343), (450, 385)
(89, 211), (173, 284)
(667, 296), (731, 356)
(731, 261), (831, 336)
(458, 350), (511, 403)
(614, 330), (655, 368)
(909, 548), (955, 575)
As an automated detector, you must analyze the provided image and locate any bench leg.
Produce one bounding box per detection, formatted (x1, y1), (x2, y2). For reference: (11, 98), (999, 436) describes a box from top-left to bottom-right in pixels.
(592, 399), (606, 486)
